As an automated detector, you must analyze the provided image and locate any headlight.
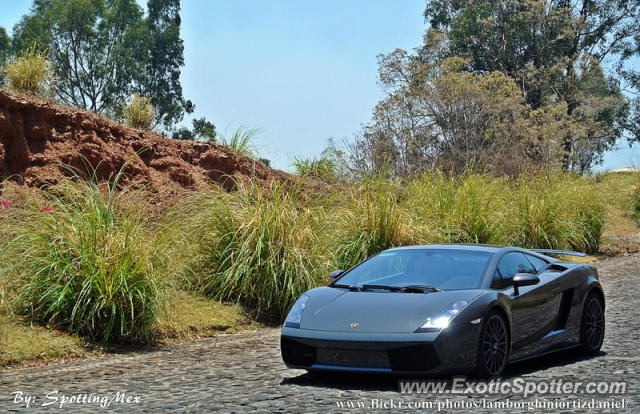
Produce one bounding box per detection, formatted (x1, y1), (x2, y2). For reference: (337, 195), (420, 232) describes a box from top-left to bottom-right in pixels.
(416, 300), (470, 332)
(283, 294), (310, 328)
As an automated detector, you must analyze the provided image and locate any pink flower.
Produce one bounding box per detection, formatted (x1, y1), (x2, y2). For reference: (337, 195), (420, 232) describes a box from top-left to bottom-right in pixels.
(41, 206), (53, 213)
(0, 201), (8, 208)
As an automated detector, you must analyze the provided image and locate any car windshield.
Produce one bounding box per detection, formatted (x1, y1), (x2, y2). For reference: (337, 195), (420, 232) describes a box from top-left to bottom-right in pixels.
(334, 249), (493, 290)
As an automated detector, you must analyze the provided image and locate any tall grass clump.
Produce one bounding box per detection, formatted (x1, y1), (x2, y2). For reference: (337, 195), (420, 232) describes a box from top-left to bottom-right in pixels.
(292, 154), (337, 181)
(0, 174), (169, 344)
(219, 125), (259, 158)
(0, 189), (10, 344)
(121, 93), (155, 130)
(633, 177), (640, 225)
(173, 181), (324, 320)
(323, 171), (605, 270)
(2, 46), (54, 98)
(0, 264), (10, 347)
(511, 174), (604, 254)
(329, 174), (407, 270)
(330, 172), (605, 258)
(565, 177), (605, 254)
(403, 172), (507, 244)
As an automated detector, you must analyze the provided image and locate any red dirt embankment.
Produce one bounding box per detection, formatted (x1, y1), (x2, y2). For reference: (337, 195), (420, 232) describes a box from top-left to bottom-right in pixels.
(0, 91), (293, 200)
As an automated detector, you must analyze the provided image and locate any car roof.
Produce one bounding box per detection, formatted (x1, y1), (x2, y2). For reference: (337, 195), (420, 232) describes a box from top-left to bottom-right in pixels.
(386, 244), (505, 254)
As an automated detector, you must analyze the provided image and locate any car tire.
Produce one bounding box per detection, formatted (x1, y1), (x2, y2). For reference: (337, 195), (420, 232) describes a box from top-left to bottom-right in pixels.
(475, 310), (509, 377)
(579, 291), (605, 356)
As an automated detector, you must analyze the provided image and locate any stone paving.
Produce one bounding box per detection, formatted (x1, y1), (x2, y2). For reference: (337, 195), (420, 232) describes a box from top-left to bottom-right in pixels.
(1, 254), (638, 413)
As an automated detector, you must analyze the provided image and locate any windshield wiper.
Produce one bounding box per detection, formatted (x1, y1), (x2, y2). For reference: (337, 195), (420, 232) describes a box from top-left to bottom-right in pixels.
(361, 284), (401, 292)
(398, 285), (443, 293)
(361, 284), (442, 293)
(330, 283), (363, 292)
(335, 284), (442, 293)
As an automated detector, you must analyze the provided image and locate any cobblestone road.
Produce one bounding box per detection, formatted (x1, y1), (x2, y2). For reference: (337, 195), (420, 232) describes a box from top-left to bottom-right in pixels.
(1, 254), (638, 413)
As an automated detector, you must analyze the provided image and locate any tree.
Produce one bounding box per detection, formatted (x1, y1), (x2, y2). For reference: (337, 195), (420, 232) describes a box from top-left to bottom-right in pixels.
(348, 54), (563, 177)
(11, 0), (192, 129)
(423, 0), (639, 171)
(172, 117), (216, 141)
(569, 59), (629, 172)
(0, 27), (10, 64)
(13, 0), (142, 112)
(620, 30), (640, 144)
(145, 0), (193, 128)
(0, 27), (11, 85)
(423, 1), (574, 110)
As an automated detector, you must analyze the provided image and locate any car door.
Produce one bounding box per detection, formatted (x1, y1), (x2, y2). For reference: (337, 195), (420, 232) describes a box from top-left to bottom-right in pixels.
(525, 253), (577, 334)
(496, 252), (558, 355)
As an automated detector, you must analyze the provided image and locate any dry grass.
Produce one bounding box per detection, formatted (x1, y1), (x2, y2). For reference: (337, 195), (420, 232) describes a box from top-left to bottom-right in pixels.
(0, 176), (169, 345)
(593, 172), (640, 256)
(121, 93), (155, 130)
(2, 47), (54, 99)
(1, 170), (638, 369)
(156, 289), (260, 340)
(555, 254), (599, 264)
(598, 173), (639, 235)
(169, 181), (326, 320)
(0, 289), (258, 368)
(0, 314), (94, 368)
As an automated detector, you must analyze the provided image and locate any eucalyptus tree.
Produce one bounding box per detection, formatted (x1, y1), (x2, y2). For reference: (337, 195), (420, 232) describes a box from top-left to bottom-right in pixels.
(12, 0), (193, 129)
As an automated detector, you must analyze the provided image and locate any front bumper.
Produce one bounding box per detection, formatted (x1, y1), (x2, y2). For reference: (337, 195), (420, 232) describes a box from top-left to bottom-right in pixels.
(281, 323), (481, 375)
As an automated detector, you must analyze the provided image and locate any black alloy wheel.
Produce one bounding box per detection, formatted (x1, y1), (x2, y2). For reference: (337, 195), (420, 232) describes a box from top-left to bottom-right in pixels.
(476, 312), (508, 377)
(580, 292), (605, 355)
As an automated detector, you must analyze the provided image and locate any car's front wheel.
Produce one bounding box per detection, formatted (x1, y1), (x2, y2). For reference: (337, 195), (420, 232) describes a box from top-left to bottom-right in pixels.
(475, 311), (509, 377)
(579, 291), (605, 355)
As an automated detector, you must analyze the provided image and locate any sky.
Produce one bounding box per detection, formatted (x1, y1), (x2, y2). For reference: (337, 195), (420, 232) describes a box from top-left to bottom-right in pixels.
(1, 0), (638, 171)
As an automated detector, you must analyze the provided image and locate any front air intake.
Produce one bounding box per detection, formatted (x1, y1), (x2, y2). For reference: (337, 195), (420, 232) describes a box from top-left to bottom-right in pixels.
(281, 336), (316, 366)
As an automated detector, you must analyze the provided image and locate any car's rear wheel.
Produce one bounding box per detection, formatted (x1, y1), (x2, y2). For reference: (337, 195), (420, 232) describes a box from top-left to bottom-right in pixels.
(475, 311), (508, 377)
(579, 292), (605, 355)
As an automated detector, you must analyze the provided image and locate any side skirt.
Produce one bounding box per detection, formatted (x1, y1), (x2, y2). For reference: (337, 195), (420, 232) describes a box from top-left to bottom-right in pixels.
(507, 343), (581, 364)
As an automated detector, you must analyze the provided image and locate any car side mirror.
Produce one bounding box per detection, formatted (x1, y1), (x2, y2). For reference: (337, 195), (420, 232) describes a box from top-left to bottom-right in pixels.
(512, 273), (540, 295)
(328, 270), (344, 279)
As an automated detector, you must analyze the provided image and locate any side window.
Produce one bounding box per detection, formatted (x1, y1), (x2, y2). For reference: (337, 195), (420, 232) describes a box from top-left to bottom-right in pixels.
(525, 255), (548, 273)
(491, 269), (505, 289)
(497, 252), (536, 287)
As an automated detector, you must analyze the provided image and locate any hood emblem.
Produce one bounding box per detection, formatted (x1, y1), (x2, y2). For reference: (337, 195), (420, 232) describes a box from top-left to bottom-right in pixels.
(350, 322), (359, 329)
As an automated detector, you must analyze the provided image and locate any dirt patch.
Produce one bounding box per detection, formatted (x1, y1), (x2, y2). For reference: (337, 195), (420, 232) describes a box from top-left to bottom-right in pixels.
(0, 91), (295, 201)
(599, 233), (640, 257)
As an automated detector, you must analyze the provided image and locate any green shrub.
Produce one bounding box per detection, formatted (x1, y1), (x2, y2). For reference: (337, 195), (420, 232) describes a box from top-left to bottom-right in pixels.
(173, 181), (324, 319)
(122, 93), (155, 130)
(2, 46), (53, 98)
(0, 176), (169, 344)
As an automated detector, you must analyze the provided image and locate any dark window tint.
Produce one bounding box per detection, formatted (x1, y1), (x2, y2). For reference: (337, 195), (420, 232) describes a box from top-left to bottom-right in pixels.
(335, 249), (493, 290)
(491, 269), (505, 289)
(526, 254), (548, 273)
(497, 252), (536, 286)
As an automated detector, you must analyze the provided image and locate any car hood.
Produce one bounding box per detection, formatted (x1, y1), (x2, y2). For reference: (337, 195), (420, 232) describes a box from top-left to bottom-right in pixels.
(300, 287), (483, 333)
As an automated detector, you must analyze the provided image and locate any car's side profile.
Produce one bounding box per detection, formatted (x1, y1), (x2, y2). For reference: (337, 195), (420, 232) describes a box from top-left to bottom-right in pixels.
(280, 245), (605, 377)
